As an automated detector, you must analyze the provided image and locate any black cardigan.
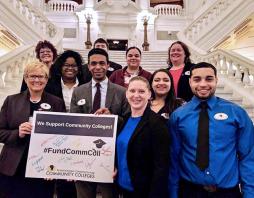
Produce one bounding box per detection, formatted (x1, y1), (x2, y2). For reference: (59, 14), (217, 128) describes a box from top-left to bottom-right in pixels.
(169, 62), (195, 102)
(116, 107), (170, 198)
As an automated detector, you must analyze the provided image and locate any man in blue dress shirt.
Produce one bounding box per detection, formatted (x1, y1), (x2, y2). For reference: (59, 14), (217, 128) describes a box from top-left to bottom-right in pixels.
(168, 62), (254, 198)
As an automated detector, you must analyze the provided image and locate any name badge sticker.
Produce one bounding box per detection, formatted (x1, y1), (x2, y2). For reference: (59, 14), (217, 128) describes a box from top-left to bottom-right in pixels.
(161, 113), (169, 119)
(77, 99), (86, 106)
(108, 67), (114, 71)
(40, 103), (51, 110)
(185, 71), (190, 75)
(214, 113), (228, 120)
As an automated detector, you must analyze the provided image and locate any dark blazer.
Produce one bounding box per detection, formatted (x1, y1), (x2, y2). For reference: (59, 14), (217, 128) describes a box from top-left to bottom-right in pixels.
(70, 80), (129, 117)
(46, 78), (84, 100)
(82, 61), (122, 83)
(169, 62), (195, 102)
(117, 108), (170, 198)
(0, 90), (65, 176)
(45, 78), (66, 99)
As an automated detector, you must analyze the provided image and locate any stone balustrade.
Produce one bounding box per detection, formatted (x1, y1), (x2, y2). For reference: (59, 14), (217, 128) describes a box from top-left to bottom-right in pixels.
(0, 0), (63, 100)
(184, 0), (240, 42)
(0, 45), (35, 87)
(154, 4), (184, 16)
(0, 45), (36, 107)
(5, 0), (58, 38)
(191, 49), (254, 104)
(47, 0), (79, 12)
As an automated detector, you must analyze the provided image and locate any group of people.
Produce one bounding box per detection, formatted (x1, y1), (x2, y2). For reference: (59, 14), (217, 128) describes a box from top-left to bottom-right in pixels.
(0, 38), (253, 198)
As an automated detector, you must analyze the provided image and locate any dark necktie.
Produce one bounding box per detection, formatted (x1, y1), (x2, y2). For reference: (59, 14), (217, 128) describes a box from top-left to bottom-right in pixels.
(196, 101), (209, 170)
(92, 83), (101, 113)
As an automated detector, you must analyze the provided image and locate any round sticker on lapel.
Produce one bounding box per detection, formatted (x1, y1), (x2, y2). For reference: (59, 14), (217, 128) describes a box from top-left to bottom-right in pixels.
(214, 113), (228, 120)
(77, 99), (86, 106)
(185, 71), (190, 76)
(161, 113), (169, 119)
(108, 67), (114, 71)
(40, 103), (51, 110)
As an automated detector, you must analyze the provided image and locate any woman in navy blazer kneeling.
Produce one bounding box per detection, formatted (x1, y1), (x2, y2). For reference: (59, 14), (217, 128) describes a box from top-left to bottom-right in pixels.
(116, 76), (170, 198)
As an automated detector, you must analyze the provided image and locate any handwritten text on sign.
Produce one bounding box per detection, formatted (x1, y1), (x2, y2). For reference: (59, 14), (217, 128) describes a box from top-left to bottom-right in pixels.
(25, 111), (117, 183)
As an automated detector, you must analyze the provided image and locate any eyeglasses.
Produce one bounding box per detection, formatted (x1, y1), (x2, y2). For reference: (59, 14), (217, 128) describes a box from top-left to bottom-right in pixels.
(39, 50), (52, 54)
(63, 64), (78, 68)
(90, 61), (107, 66)
(26, 75), (48, 81)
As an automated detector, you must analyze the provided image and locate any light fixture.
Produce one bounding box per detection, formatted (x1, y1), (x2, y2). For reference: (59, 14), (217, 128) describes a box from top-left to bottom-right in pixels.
(142, 15), (150, 22)
(113, 40), (119, 45)
(85, 12), (93, 20)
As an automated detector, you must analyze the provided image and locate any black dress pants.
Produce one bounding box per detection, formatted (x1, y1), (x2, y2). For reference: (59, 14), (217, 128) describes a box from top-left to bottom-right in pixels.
(75, 181), (115, 198)
(56, 180), (77, 198)
(0, 173), (54, 198)
(117, 186), (135, 198)
(179, 179), (242, 198)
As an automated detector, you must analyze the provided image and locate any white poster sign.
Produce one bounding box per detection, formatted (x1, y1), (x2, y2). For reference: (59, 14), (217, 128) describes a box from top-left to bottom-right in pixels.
(25, 111), (117, 183)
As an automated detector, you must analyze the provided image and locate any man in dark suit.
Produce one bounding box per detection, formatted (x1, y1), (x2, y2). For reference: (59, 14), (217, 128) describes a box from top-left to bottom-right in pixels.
(70, 48), (129, 198)
(82, 38), (122, 83)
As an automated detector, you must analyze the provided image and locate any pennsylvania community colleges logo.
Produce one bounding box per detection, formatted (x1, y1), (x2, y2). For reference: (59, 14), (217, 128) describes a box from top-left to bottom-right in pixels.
(48, 165), (56, 171)
(93, 139), (106, 148)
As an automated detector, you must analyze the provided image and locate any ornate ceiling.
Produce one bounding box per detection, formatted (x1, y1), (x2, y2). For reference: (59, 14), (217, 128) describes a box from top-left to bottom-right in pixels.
(216, 14), (254, 61)
(0, 23), (21, 56)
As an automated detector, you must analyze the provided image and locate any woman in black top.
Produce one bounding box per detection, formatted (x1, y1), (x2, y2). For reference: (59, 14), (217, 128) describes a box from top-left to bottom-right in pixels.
(116, 76), (169, 198)
(46, 50), (85, 198)
(46, 50), (85, 112)
(167, 41), (195, 101)
(150, 69), (184, 120)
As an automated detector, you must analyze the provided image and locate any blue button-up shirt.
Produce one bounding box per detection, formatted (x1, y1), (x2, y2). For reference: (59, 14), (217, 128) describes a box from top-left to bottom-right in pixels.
(168, 96), (254, 198)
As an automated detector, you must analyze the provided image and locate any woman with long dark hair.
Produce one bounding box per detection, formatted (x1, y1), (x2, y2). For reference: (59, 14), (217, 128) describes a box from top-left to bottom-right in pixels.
(150, 69), (184, 119)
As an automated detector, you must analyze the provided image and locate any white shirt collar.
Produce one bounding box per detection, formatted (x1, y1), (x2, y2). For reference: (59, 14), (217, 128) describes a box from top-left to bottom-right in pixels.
(92, 77), (108, 88)
(61, 78), (79, 89)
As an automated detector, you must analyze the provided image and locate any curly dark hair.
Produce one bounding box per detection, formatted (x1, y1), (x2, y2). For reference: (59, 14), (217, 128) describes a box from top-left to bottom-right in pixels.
(150, 69), (184, 115)
(35, 40), (57, 61)
(52, 50), (85, 84)
(167, 41), (192, 67)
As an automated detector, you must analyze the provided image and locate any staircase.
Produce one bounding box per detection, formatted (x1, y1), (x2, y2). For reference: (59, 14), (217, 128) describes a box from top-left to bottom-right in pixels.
(178, 0), (254, 51)
(0, 0), (63, 107)
(0, 0), (254, 167)
(0, 49), (253, 122)
(78, 50), (169, 72)
(77, 49), (254, 122)
(216, 81), (254, 121)
(0, 0), (253, 122)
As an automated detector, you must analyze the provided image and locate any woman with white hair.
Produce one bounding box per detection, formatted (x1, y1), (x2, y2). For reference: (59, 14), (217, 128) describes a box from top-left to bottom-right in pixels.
(0, 60), (65, 197)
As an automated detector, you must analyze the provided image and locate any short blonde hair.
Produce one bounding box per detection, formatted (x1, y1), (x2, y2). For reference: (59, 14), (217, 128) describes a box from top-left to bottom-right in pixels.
(128, 76), (151, 90)
(24, 60), (49, 78)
